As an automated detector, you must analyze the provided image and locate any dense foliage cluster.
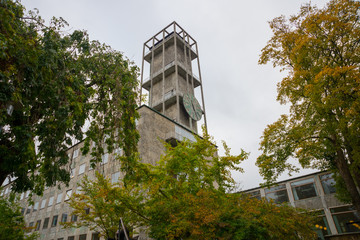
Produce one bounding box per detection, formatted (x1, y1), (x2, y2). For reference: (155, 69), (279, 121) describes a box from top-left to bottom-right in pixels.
(67, 133), (316, 239)
(258, 0), (360, 211)
(0, 0), (139, 195)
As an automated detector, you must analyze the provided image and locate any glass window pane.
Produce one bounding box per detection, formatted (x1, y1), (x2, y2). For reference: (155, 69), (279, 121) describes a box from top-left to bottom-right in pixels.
(245, 190), (261, 200)
(321, 177), (336, 194)
(79, 164), (86, 175)
(111, 172), (120, 184)
(314, 215), (331, 239)
(265, 184), (286, 193)
(35, 220), (41, 231)
(332, 211), (360, 233)
(266, 189), (289, 204)
(43, 217), (49, 229)
(61, 213), (67, 223)
(56, 193), (63, 204)
(41, 199), (46, 209)
(79, 234), (87, 240)
(65, 190), (72, 201)
(291, 179), (318, 200)
(52, 215), (58, 227)
(48, 196), (54, 207)
(331, 206), (356, 213)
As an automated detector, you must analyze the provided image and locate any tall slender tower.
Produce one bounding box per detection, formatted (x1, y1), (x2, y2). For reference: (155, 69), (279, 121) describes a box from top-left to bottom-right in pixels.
(140, 22), (207, 134)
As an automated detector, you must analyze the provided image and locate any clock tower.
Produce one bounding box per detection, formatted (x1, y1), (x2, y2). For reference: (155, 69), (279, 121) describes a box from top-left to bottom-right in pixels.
(140, 21), (207, 134)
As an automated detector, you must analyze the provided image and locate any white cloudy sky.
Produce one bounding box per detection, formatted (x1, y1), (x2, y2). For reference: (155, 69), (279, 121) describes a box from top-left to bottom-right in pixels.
(22, 0), (328, 189)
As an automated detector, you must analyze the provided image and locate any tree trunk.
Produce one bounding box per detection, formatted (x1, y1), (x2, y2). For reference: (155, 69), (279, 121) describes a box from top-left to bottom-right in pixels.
(336, 149), (360, 213)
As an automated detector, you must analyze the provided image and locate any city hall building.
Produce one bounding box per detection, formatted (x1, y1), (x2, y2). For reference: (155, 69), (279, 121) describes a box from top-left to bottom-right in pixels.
(1, 22), (359, 240)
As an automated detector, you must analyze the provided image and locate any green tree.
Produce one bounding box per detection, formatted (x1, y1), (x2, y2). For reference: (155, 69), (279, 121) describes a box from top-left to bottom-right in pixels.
(140, 133), (316, 239)
(0, 193), (38, 240)
(0, 0), (139, 195)
(257, 0), (360, 211)
(67, 132), (316, 239)
(63, 172), (145, 239)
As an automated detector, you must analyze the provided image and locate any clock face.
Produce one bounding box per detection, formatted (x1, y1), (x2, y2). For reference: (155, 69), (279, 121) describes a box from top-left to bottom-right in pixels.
(183, 93), (202, 121)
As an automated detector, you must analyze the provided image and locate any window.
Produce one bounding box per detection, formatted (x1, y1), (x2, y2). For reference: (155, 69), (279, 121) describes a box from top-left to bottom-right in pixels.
(51, 215), (58, 227)
(71, 215), (78, 222)
(79, 234), (87, 240)
(111, 172), (120, 184)
(35, 220), (41, 231)
(61, 213), (67, 223)
(57, 238), (64, 240)
(245, 190), (261, 200)
(20, 192), (24, 200)
(67, 237), (75, 240)
(101, 153), (109, 165)
(114, 147), (122, 156)
(320, 173), (336, 194)
(291, 178), (318, 200)
(43, 217), (49, 229)
(48, 196), (54, 207)
(65, 189), (72, 201)
(314, 210), (331, 239)
(79, 163), (86, 175)
(91, 232), (100, 240)
(41, 199), (47, 209)
(56, 193), (63, 204)
(265, 184), (289, 204)
(29, 222), (34, 231)
(25, 190), (30, 198)
(33, 202), (39, 212)
(85, 208), (90, 214)
(73, 149), (79, 158)
(21, 208), (25, 215)
(331, 206), (360, 233)
(26, 206), (31, 214)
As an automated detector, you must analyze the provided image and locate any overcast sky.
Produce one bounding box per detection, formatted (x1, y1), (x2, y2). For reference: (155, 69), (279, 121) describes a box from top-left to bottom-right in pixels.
(22, 0), (328, 189)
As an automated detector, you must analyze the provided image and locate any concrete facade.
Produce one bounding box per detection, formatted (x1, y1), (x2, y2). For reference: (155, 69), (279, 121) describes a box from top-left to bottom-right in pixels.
(243, 172), (360, 239)
(1, 105), (198, 240)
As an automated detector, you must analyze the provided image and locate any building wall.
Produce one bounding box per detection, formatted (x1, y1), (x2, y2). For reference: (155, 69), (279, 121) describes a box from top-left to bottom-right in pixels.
(243, 172), (360, 239)
(0, 105), (197, 240)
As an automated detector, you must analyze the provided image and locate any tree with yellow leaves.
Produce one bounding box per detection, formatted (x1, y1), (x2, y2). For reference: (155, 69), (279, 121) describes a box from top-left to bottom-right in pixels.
(258, 0), (360, 212)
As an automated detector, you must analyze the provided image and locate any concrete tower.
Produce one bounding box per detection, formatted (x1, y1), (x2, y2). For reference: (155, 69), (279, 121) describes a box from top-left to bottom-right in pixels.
(140, 22), (207, 134)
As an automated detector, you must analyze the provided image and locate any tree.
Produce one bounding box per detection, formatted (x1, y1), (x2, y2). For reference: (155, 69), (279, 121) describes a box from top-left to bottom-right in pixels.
(257, 0), (360, 211)
(0, 0), (139, 195)
(0, 193), (38, 240)
(67, 132), (316, 239)
(63, 172), (145, 239)
(139, 132), (316, 239)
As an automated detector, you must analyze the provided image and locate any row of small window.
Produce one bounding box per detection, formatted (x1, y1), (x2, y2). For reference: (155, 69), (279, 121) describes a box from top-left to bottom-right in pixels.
(51, 233), (99, 240)
(70, 149), (122, 177)
(28, 213), (78, 231)
(247, 173), (335, 204)
(23, 171), (121, 215)
(23, 189), (74, 214)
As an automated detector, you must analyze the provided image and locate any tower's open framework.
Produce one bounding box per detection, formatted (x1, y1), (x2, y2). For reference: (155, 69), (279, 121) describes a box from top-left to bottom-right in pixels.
(139, 21), (207, 133)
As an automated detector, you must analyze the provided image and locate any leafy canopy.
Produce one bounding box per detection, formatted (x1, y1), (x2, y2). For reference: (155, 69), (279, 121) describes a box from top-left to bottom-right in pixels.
(257, 0), (360, 211)
(0, 193), (38, 240)
(0, 0), (139, 195)
(67, 132), (316, 239)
